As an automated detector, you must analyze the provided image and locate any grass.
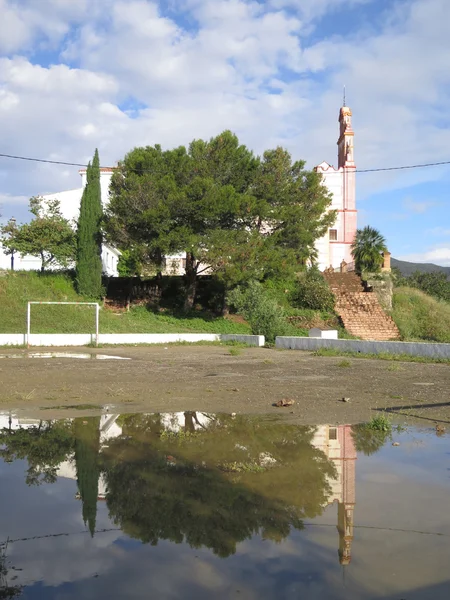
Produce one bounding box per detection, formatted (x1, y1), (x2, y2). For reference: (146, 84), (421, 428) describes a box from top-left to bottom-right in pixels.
(312, 347), (450, 364)
(0, 271), (251, 335)
(392, 287), (450, 343)
(366, 414), (392, 432)
(228, 347), (242, 356)
(337, 359), (352, 368)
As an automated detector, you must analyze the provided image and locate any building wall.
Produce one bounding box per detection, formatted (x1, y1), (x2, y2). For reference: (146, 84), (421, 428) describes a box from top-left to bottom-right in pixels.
(0, 170), (120, 277)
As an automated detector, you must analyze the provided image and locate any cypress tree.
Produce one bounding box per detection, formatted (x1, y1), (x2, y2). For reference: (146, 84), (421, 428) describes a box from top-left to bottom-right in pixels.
(74, 417), (101, 538)
(76, 149), (103, 296)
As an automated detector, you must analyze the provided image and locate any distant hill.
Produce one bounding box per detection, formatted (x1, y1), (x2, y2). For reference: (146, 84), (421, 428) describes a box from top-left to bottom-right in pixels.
(391, 258), (450, 279)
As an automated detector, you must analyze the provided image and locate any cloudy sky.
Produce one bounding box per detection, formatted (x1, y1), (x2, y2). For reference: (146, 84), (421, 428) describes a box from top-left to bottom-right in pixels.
(0, 0), (449, 265)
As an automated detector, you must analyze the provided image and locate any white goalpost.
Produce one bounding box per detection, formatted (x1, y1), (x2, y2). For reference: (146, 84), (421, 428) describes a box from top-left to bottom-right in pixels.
(27, 302), (100, 348)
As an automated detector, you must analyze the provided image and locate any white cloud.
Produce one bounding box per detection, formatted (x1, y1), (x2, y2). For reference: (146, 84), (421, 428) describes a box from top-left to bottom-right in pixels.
(402, 197), (437, 214)
(0, 0), (449, 229)
(398, 248), (450, 267)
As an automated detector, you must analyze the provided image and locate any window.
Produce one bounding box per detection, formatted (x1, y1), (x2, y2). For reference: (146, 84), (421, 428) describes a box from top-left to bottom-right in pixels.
(329, 427), (337, 440)
(181, 258), (187, 269)
(329, 229), (338, 241)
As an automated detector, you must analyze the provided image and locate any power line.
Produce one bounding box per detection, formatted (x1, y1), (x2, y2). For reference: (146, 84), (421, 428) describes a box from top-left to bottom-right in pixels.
(1, 151), (450, 174)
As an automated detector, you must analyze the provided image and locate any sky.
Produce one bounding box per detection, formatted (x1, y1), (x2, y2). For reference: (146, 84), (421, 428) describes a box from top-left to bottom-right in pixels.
(0, 0), (449, 265)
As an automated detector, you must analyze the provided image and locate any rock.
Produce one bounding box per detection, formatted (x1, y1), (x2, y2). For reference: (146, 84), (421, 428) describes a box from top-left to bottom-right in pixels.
(342, 397), (350, 403)
(392, 442), (400, 447)
(274, 399), (295, 407)
(231, 412), (237, 417)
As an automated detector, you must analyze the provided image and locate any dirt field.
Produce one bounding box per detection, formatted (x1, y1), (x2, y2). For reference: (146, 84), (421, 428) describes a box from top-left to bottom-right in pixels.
(0, 345), (449, 425)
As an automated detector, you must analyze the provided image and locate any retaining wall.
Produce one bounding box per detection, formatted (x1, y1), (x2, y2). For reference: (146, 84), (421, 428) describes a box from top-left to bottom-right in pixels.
(275, 336), (450, 359)
(0, 333), (264, 347)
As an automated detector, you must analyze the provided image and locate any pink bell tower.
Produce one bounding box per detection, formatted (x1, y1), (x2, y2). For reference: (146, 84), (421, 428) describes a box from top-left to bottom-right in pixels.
(337, 103), (357, 261)
(314, 99), (358, 270)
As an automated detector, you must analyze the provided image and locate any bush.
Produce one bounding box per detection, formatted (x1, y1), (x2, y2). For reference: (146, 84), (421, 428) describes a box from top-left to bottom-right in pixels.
(228, 281), (288, 343)
(292, 269), (335, 312)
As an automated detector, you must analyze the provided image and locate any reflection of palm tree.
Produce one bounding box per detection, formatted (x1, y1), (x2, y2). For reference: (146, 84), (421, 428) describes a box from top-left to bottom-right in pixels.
(351, 423), (390, 456)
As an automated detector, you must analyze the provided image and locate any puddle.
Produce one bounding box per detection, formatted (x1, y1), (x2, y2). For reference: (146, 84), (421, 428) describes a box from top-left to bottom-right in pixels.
(0, 352), (130, 360)
(0, 411), (449, 599)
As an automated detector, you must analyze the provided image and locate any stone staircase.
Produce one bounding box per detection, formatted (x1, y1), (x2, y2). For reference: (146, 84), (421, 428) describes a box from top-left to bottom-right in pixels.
(323, 272), (400, 341)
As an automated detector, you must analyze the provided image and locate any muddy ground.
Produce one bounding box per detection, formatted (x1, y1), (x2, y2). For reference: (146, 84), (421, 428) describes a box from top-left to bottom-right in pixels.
(0, 345), (448, 425)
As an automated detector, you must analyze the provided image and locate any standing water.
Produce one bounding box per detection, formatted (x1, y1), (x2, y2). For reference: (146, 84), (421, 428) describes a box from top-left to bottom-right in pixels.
(0, 412), (449, 599)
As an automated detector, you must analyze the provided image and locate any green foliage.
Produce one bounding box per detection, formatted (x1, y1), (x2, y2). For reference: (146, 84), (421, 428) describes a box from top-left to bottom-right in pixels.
(351, 422), (390, 456)
(76, 149), (103, 297)
(392, 287), (450, 343)
(0, 271), (250, 335)
(366, 414), (392, 432)
(228, 280), (288, 343)
(394, 270), (450, 302)
(73, 417), (101, 537)
(117, 249), (142, 277)
(0, 420), (74, 485)
(106, 132), (334, 309)
(0, 197), (76, 271)
(292, 268), (335, 311)
(351, 226), (387, 273)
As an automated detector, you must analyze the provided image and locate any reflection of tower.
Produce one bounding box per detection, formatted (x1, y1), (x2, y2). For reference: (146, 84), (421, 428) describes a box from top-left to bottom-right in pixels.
(311, 425), (357, 565)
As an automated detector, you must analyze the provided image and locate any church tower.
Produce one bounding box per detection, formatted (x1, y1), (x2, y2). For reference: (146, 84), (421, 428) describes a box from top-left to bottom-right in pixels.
(314, 101), (358, 270)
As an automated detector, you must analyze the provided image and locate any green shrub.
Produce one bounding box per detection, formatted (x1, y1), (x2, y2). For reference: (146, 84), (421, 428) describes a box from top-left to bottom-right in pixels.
(228, 281), (288, 343)
(292, 269), (335, 312)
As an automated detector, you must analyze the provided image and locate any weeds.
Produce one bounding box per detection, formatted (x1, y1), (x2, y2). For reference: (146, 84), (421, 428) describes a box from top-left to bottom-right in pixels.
(337, 359), (352, 368)
(366, 414), (392, 432)
(228, 347), (241, 356)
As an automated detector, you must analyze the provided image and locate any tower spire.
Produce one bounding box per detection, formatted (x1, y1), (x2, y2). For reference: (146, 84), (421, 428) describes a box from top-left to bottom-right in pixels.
(343, 85), (346, 107)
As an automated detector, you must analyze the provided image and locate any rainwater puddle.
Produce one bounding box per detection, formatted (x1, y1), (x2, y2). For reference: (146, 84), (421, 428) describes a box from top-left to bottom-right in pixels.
(0, 411), (449, 599)
(0, 352), (130, 360)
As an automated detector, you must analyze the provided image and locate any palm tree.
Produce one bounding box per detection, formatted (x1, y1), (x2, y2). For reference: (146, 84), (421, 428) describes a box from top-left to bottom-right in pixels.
(351, 226), (387, 273)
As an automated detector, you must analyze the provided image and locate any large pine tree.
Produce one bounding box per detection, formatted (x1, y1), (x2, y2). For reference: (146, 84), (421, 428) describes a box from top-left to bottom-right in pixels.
(76, 149), (103, 297)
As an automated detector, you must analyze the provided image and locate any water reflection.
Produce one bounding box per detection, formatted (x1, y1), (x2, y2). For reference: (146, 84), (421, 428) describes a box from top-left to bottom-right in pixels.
(0, 413), (358, 561)
(1, 412), (449, 599)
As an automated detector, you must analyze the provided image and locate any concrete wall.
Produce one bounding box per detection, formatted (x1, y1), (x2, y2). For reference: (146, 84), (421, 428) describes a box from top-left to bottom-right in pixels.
(275, 336), (450, 359)
(221, 334), (265, 347)
(0, 333), (264, 347)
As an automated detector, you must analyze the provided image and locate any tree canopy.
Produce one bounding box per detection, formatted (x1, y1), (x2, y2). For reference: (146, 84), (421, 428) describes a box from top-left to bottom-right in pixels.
(105, 132), (335, 309)
(0, 197), (76, 272)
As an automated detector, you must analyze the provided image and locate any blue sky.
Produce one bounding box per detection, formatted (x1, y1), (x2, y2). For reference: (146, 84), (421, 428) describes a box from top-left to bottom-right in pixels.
(0, 0), (449, 265)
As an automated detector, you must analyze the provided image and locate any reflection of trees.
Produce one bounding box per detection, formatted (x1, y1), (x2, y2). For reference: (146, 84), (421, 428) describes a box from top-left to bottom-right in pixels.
(0, 421), (73, 485)
(102, 413), (336, 557)
(0, 541), (23, 599)
(73, 417), (101, 537)
(351, 423), (390, 456)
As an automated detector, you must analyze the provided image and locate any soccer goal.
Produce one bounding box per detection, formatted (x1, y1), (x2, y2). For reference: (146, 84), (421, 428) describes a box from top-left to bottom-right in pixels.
(27, 302), (100, 347)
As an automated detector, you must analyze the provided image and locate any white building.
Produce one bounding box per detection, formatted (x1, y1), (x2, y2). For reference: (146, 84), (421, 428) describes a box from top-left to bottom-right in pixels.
(0, 167), (121, 276)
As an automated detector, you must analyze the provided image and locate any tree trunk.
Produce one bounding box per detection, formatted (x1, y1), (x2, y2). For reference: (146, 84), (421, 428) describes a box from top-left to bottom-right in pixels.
(183, 252), (197, 312)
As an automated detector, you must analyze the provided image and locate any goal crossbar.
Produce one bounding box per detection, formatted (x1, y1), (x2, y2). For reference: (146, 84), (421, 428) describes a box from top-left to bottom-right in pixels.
(27, 302), (100, 347)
